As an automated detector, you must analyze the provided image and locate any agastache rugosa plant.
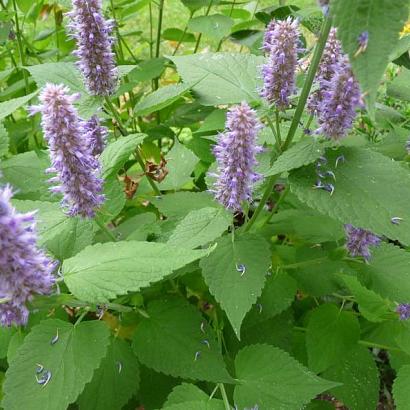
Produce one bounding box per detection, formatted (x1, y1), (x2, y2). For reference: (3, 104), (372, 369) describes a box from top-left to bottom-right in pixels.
(67, 0), (118, 96)
(344, 224), (381, 261)
(261, 17), (301, 110)
(84, 115), (108, 156)
(0, 185), (55, 326)
(31, 84), (104, 218)
(211, 102), (262, 211)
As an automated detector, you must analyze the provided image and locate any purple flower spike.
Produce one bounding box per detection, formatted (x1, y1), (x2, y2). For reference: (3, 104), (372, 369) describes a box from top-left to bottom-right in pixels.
(32, 84), (104, 218)
(261, 17), (301, 110)
(84, 115), (108, 156)
(397, 304), (410, 320)
(308, 27), (342, 115)
(316, 59), (361, 140)
(211, 102), (262, 212)
(0, 185), (55, 326)
(344, 224), (381, 261)
(67, 0), (118, 96)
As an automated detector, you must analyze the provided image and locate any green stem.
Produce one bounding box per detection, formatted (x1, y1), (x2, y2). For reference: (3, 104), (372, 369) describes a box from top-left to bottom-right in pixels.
(153, 0), (164, 90)
(218, 384), (231, 410)
(172, 11), (194, 56)
(193, 0), (213, 53)
(263, 185), (289, 226)
(95, 218), (117, 242)
(74, 309), (89, 326)
(54, 6), (60, 61)
(216, 0), (236, 52)
(266, 116), (280, 153)
(281, 15), (332, 151)
(110, 0), (125, 62)
(275, 109), (282, 148)
(149, 3), (154, 59)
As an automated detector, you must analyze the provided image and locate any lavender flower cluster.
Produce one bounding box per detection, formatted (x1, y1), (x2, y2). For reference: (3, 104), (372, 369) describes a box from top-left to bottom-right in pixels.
(344, 224), (381, 261)
(0, 185), (55, 326)
(211, 102), (262, 211)
(31, 84), (105, 218)
(84, 115), (108, 156)
(397, 304), (410, 320)
(67, 0), (118, 96)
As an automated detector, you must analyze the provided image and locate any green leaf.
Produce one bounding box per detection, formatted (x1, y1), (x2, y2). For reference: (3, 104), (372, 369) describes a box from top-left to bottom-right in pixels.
(181, 0), (216, 12)
(127, 58), (166, 83)
(188, 14), (234, 40)
(78, 338), (139, 410)
(132, 297), (233, 382)
(0, 328), (15, 360)
(63, 241), (210, 303)
(234, 344), (339, 410)
(387, 68), (410, 102)
(360, 243), (410, 303)
(393, 364), (410, 409)
(389, 35), (410, 62)
(331, 0), (409, 112)
(100, 134), (146, 179)
(306, 304), (360, 373)
(200, 234), (271, 337)
(266, 139), (330, 176)
(3, 319), (110, 410)
(159, 140), (199, 191)
(99, 176), (126, 221)
(322, 346), (379, 410)
(163, 28), (196, 43)
(135, 83), (193, 116)
(163, 402), (223, 410)
(342, 275), (392, 322)
(290, 147), (410, 245)
(0, 122), (8, 157)
(168, 207), (232, 249)
(169, 53), (264, 105)
(0, 91), (38, 121)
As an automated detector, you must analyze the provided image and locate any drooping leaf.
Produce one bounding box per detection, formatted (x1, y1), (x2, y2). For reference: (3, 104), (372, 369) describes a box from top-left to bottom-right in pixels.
(3, 319), (110, 410)
(0, 91), (38, 121)
(63, 241), (210, 303)
(169, 53), (264, 105)
(132, 297), (233, 382)
(200, 234), (271, 337)
(290, 147), (410, 246)
(393, 364), (410, 409)
(234, 344), (339, 410)
(188, 14), (234, 40)
(306, 304), (360, 373)
(78, 338), (140, 410)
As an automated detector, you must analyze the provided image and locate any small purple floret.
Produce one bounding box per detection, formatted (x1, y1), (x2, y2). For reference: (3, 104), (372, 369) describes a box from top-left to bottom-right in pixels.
(0, 185), (55, 326)
(344, 224), (381, 261)
(211, 102), (262, 212)
(397, 304), (410, 320)
(84, 115), (108, 156)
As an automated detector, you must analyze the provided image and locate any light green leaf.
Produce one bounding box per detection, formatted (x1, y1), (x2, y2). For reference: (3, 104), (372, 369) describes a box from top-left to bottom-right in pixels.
(99, 176), (126, 221)
(200, 234), (271, 337)
(266, 139), (330, 176)
(306, 304), (360, 373)
(234, 344), (339, 410)
(331, 0), (409, 112)
(3, 319), (110, 410)
(387, 68), (410, 102)
(135, 83), (192, 116)
(100, 134), (146, 178)
(393, 364), (410, 409)
(78, 338), (139, 410)
(181, 0), (216, 12)
(159, 140), (199, 191)
(0, 328), (15, 360)
(323, 346), (379, 410)
(0, 122), (8, 157)
(132, 297), (233, 382)
(0, 91), (38, 121)
(389, 35), (410, 62)
(188, 14), (234, 40)
(163, 28), (196, 43)
(63, 241), (210, 303)
(290, 147), (410, 245)
(168, 207), (232, 249)
(169, 53), (264, 105)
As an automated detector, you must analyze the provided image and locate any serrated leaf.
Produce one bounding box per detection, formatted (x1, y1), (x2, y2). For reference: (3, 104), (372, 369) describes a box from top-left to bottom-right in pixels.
(188, 14), (234, 40)
(387, 68), (410, 102)
(323, 346), (379, 410)
(266, 139), (330, 176)
(168, 207), (232, 249)
(3, 319), (110, 410)
(200, 234), (271, 337)
(393, 364), (410, 409)
(99, 176), (126, 221)
(306, 304), (360, 373)
(331, 0), (409, 112)
(169, 53), (264, 105)
(135, 83), (192, 116)
(0, 91), (38, 121)
(360, 243), (410, 303)
(78, 338), (139, 410)
(290, 147), (410, 245)
(100, 134), (146, 178)
(63, 241), (209, 303)
(0, 122), (8, 157)
(132, 297), (233, 382)
(234, 344), (339, 410)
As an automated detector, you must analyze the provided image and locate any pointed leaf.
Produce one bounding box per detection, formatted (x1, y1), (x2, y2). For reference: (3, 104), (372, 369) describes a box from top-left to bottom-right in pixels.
(0, 91), (38, 121)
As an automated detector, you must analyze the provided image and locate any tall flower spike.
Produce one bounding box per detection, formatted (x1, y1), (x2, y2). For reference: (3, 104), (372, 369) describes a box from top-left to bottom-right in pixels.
(344, 224), (381, 261)
(31, 84), (104, 218)
(0, 185), (55, 326)
(308, 27), (342, 115)
(316, 58), (361, 140)
(67, 0), (118, 96)
(211, 102), (262, 211)
(84, 115), (108, 156)
(261, 17), (301, 110)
